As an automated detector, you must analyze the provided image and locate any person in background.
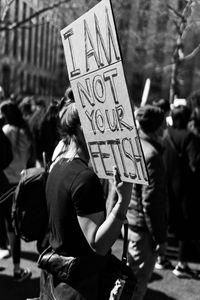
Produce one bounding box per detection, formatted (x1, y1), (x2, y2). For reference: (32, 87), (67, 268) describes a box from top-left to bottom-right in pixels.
(29, 99), (60, 167)
(187, 89), (200, 138)
(37, 100), (60, 164)
(0, 86), (5, 103)
(126, 105), (168, 300)
(39, 89), (133, 299)
(152, 98), (170, 116)
(0, 116), (13, 259)
(0, 100), (33, 282)
(28, 99), (47, 166)
(18, 96), (35, 122)
(152, 98), (172, 127)
(152, 98), (173, 270)
(162, 103), (199, 279)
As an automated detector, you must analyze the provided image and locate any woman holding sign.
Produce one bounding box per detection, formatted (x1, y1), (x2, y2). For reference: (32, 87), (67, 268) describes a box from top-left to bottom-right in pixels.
(38, 88), (135, 300)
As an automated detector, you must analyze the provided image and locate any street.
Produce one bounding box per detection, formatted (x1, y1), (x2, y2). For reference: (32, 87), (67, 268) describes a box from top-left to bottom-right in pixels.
(0, 238), (200, 300)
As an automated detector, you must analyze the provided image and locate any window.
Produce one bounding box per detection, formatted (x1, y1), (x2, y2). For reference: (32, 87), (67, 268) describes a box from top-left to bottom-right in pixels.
(137, 0), (151, 32)
(178, 0), (185, 11)
(53, 35), (58, 71)
(13, 0), (19, 57)
(21, 2), (27, 61)
(4, 11), (10, 55)
(49, 26), (55, 71)
(20, 71), (24, 93)
(44, 22), (49, 69)
(27, 8), (33, 63)
(34, 16), (39, 65)
(39, 18), (45, 67)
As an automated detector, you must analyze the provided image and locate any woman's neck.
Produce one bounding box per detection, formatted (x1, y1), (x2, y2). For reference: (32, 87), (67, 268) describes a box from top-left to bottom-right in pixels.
(75, 148), (89, 164)
(65, 140), (89, 164)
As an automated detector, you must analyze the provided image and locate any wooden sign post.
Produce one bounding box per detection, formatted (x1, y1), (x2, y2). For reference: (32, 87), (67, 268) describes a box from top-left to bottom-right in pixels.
(60, 0), (148, 184)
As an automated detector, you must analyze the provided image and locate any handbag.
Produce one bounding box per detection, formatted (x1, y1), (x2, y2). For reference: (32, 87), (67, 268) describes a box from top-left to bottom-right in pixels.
(107, 219), (136, 300)
(37, 221), (136, 299)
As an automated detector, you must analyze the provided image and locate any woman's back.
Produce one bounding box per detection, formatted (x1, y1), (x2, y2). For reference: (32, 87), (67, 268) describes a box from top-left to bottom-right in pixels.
(47, 157), (105, 257)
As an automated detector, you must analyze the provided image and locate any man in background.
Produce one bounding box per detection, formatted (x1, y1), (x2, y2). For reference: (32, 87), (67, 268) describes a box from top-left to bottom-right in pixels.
(127, 105), (168, 300)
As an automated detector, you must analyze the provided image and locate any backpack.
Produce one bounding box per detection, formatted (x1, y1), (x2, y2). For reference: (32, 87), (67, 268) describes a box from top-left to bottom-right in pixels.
(11, 166), (49, 242)
(0, 156), (50, 243)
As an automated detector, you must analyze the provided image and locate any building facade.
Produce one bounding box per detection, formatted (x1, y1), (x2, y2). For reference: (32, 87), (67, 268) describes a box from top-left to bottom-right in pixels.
(0, 0), (66, 99)
(113, 0), (200, 105)
(1, 0), (199, 104)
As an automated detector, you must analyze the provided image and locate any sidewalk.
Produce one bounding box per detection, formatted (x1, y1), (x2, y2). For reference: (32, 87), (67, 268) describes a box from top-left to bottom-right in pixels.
(0, 239), (200, 300)
(0, 241), (40, 300)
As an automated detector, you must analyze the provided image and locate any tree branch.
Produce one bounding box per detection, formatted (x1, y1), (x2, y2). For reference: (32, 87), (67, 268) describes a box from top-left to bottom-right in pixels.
(184, 43), (200, 61)
(167, 4), (186, 21)
(1, 0), (15, 22)
(0, 0), (70, 31)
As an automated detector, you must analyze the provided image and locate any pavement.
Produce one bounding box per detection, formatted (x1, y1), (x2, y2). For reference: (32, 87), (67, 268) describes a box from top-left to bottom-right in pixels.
(0, 238), (200, 300)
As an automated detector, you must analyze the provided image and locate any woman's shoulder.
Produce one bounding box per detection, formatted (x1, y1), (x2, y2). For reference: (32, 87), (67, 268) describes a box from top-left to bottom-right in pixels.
(71, 159), (100, 184)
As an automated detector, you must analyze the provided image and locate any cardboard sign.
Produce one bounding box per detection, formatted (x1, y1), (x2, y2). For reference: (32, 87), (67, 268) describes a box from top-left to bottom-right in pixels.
(60, 0), (148, 184)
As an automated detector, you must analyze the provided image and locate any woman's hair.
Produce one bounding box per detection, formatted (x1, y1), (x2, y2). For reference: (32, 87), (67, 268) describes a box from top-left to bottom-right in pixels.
(0, 99), (32, 141)
(58, 88), (81, 146)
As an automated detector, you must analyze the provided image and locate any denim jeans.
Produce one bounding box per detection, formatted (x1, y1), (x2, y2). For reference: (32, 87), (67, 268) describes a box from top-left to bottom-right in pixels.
(127, 230), (157, 300)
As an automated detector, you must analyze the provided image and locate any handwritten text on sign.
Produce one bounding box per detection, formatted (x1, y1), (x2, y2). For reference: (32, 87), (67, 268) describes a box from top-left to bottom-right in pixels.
(61, 0), (148, 184)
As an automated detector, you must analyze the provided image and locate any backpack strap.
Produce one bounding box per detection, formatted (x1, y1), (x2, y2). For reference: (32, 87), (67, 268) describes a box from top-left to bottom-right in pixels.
(0, 184), (17, 205)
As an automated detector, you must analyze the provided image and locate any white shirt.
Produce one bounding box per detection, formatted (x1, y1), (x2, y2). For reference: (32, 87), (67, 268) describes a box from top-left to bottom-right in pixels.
(3, 124), (31, 184)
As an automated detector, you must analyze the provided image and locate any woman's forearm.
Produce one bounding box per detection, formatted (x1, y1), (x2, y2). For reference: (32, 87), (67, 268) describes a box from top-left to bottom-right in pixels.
(92, 183), (132, 255)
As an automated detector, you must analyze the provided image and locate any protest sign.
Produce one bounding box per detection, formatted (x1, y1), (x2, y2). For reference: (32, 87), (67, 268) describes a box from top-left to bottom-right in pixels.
(60, 0), (148, 184)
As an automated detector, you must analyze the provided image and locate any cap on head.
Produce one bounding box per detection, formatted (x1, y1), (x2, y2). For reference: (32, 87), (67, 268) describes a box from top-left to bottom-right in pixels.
(136, 104), (165, 133)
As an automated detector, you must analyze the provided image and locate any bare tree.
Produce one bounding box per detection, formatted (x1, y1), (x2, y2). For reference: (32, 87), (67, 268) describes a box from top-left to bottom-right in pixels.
(0, 0), (70, 31)
(168, 0), (200, 103)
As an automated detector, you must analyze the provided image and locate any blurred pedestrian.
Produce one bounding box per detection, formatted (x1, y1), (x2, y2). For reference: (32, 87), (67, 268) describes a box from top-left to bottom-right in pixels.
(126, 105), (168, 300)
(0, 86), (5, 103)
(162, 103), (199, 278)
(29, 99), (60, 167)
(0, 115), (13, 259)
(0, 100), (33, 281)
(152, 98), (173, 270)
(18, 96), (35, 121)
(188, 89), (200, 138)
(152, 98), (172, 127)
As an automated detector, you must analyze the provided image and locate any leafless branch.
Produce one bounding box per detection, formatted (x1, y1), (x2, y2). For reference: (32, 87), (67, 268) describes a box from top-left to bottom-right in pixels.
(184, 43), (200, 61)
(167, 4), (186, 21)
(0, 0), (70, 31)
(1, 0), (15, 22)
(172, 19), (182, 35)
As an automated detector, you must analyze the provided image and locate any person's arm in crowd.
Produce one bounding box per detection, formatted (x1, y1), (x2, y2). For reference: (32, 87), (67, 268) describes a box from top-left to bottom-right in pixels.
(186, 131), (200, 173)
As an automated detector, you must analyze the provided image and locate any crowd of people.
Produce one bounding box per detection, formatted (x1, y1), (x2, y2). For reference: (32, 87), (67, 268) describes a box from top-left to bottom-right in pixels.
(128, 96), (200, 299)
(0, 84), (200, 299)
(0, 89), (60, 282)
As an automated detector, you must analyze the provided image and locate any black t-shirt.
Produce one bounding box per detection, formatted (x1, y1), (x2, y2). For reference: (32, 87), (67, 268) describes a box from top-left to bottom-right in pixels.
(46, 157), (105, 256)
